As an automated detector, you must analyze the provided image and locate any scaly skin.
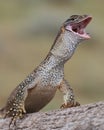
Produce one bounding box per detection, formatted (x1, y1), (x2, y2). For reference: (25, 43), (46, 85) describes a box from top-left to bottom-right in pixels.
(0, 15), (92, 127)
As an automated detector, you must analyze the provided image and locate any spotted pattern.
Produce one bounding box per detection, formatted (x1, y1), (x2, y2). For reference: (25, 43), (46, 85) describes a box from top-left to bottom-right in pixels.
(2, 15), (87, 127)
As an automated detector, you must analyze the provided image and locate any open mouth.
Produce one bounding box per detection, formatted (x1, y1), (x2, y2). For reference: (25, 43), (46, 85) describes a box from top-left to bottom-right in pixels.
(65, 16), (92, 39)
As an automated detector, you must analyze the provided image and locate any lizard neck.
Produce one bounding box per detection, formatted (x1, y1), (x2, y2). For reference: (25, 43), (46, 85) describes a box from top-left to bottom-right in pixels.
(41, 30), (80, 70)
(41, 52), (64, 71)
(50, 30), (80, 64)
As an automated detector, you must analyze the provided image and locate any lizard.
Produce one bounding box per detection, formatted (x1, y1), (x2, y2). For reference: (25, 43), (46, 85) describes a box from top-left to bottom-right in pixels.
(0, 14), (92, 127)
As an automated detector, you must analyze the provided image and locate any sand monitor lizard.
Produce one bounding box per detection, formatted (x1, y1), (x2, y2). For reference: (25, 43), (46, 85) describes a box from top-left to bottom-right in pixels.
(0, 15), (92, 126)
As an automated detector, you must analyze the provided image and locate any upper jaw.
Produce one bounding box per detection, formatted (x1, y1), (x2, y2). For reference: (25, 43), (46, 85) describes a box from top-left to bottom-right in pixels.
(64, 15), (92, 39)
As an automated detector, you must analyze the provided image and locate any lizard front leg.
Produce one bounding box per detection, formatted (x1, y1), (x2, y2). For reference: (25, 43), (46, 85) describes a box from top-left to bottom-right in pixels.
(58, 79), (80, 108)
(2, 75), (38, 127)
(3, 87), (28, 127)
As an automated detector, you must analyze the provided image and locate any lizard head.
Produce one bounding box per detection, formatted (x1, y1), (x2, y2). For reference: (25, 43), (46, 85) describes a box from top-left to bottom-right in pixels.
(62, 15), (92, 40)
(50, 15), (92, 62)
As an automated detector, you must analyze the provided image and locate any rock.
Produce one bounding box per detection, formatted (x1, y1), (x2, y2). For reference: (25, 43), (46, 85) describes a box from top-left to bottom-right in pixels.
(0, 101), (104, 130)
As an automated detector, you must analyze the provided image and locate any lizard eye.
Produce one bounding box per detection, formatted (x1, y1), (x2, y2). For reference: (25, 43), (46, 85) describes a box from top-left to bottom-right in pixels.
(70, 18), (75, 21)
(70, 17), (75, 20)
(70, 15), (79, 21)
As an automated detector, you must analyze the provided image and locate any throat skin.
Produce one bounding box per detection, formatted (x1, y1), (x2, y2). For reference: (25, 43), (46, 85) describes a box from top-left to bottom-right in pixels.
(42, 30), (80, 69)
(36, 29), (81, 88)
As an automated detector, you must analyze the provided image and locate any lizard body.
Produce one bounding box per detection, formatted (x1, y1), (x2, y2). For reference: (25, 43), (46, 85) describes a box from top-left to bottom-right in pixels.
(0, 15), (92, 126)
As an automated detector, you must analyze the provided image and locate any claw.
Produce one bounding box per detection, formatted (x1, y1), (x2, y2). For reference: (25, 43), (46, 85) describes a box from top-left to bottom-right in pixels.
(60, 101), (80, 109)
(9, 116), (17, 128)
(3, 105), (26, 128)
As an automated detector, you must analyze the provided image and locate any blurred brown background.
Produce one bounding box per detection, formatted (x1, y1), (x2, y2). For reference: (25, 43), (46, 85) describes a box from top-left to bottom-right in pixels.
(0, 0), (104, 111)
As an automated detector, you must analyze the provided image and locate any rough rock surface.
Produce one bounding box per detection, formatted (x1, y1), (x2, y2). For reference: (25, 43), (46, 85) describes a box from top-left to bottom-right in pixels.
(0, 101), (104, 130)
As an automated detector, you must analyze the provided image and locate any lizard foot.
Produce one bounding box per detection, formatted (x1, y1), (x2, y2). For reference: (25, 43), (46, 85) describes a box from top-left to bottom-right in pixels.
(4, 104), (26, 128)
(60, 101), (80, 109)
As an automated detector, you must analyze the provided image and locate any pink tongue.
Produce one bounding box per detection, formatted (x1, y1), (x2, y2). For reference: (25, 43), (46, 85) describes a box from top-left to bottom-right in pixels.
(77, 28), (91, 39)
(65, 24), (91, 39)
(81, 32), (91, 39)
(79, 28), (84, 34)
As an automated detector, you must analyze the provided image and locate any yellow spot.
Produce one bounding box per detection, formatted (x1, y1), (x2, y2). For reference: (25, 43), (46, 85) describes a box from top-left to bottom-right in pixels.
(10, 108), (13, 111)
(61, 27), (65, 33)
(13, 103), (16, 106)
(12, 113), (15, 116)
